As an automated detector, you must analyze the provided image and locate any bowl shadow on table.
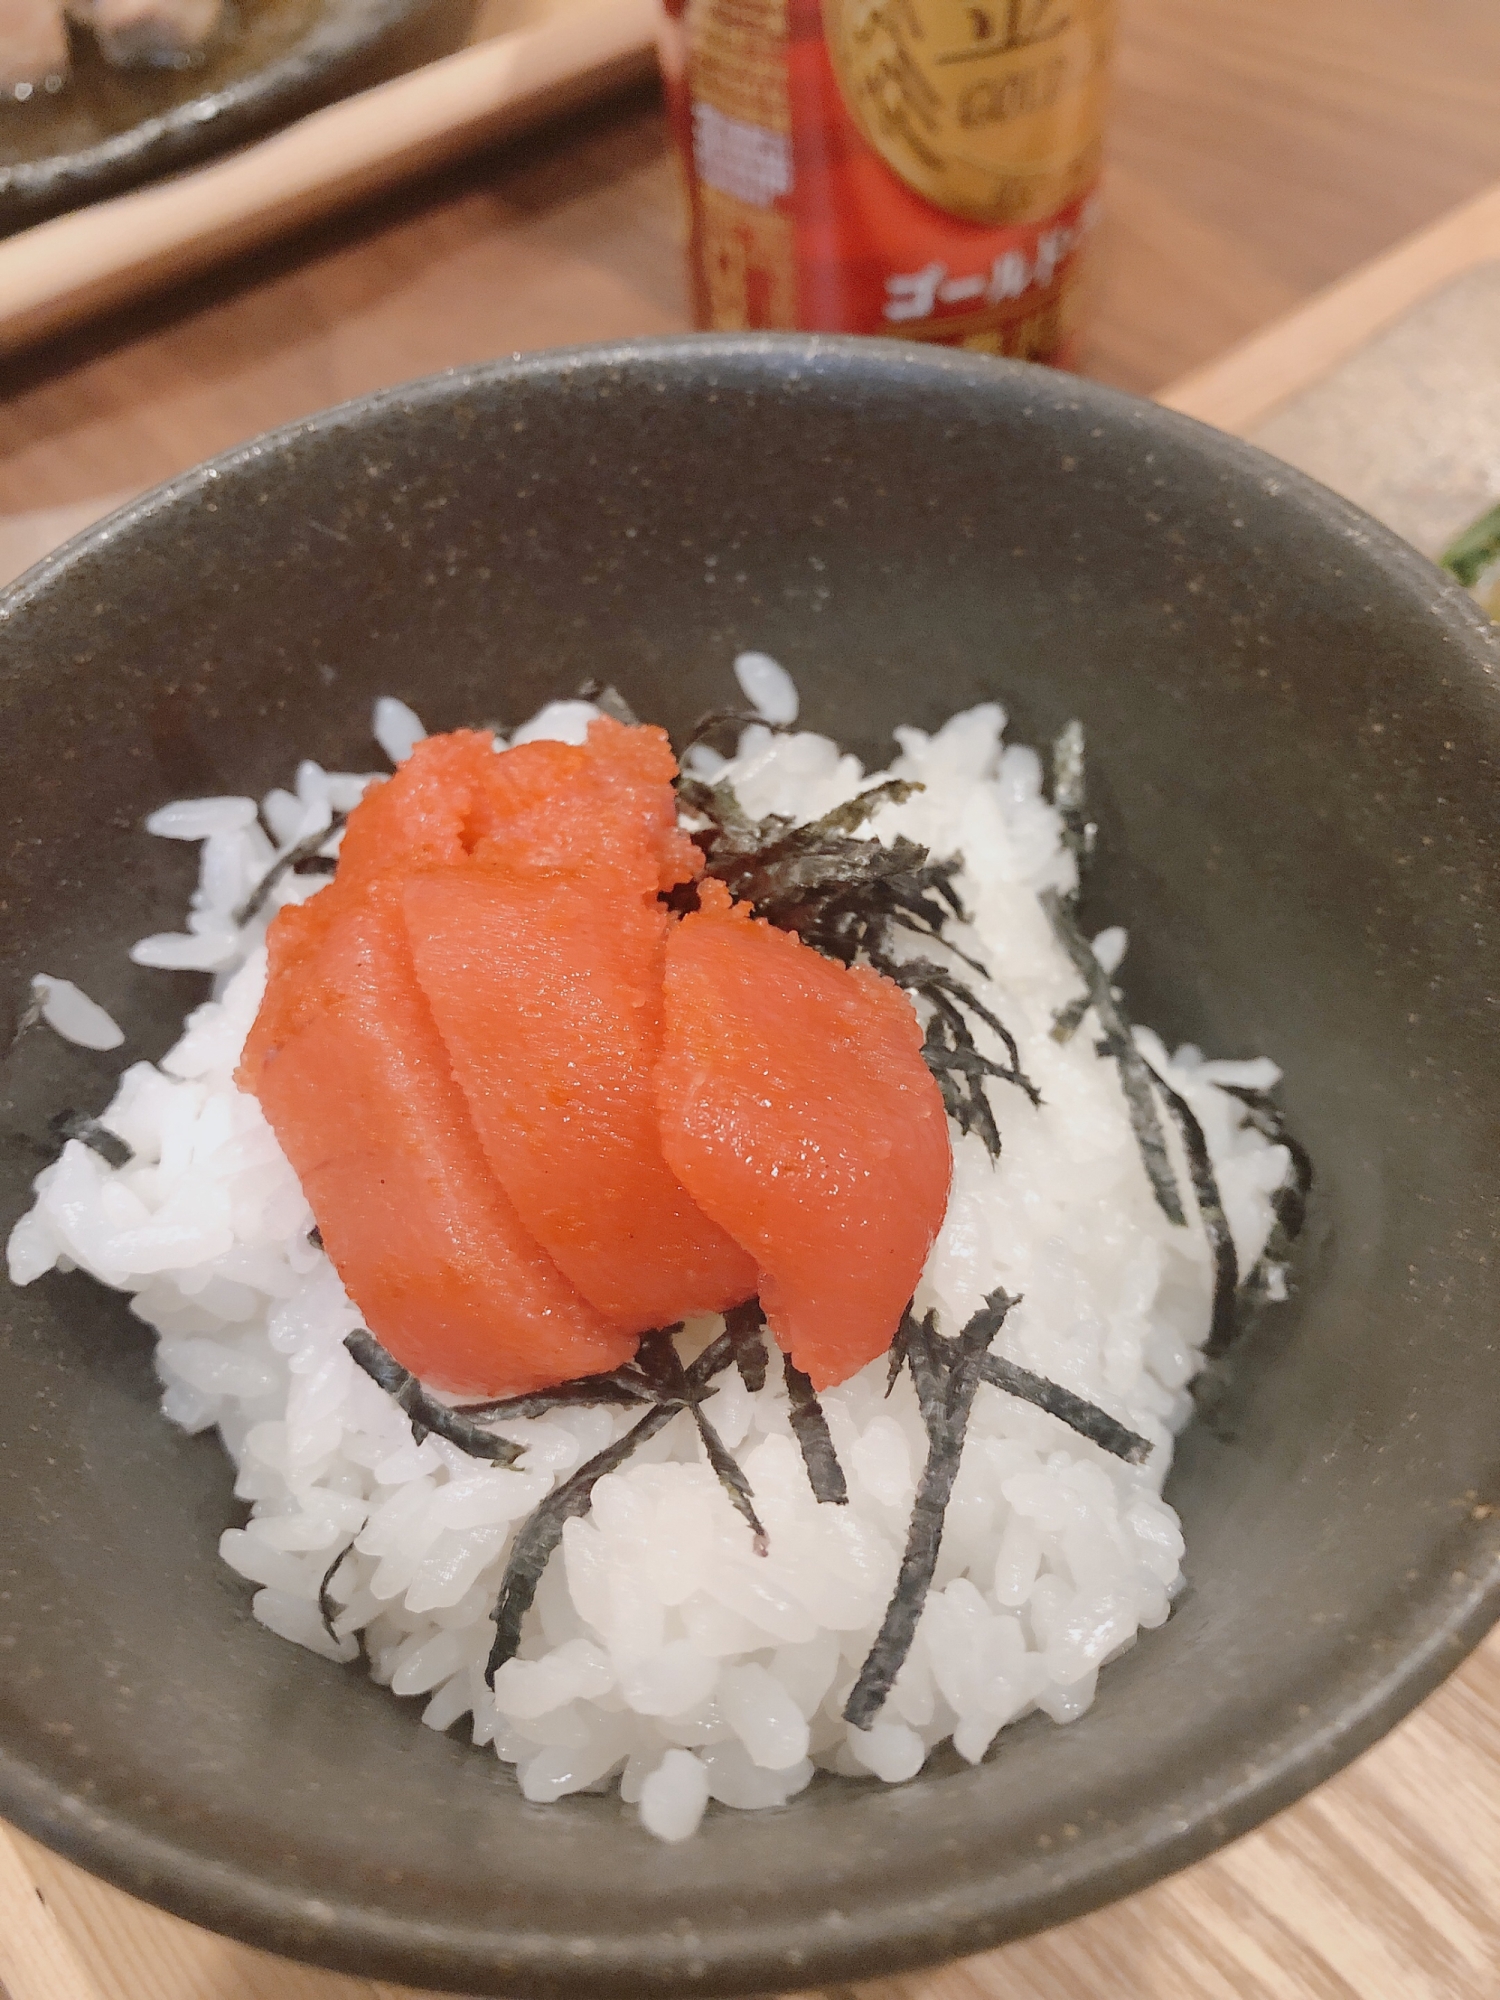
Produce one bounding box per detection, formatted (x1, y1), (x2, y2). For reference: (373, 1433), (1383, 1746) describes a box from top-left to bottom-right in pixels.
(0, 337), (1497, 1998)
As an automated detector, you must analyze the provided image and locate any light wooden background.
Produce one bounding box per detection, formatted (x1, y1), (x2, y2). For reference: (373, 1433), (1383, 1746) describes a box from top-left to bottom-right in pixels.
(2, 2), (1500, 1996)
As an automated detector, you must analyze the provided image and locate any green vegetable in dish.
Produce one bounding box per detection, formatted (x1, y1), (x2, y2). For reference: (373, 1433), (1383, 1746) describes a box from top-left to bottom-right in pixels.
(1441, 503), (1500, 616)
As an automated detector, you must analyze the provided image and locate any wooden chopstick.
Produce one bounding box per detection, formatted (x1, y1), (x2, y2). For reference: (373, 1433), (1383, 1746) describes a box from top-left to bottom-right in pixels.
(0, 0), (660, 359)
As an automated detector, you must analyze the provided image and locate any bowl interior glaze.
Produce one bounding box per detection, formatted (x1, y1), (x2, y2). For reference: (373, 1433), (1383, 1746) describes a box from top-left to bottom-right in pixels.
(0, 338), (1497, 1998)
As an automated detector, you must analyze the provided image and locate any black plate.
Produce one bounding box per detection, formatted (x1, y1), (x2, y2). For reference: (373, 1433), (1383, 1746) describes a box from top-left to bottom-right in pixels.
(0, 337), (1497, 1996)
(0, 0), (445, 230)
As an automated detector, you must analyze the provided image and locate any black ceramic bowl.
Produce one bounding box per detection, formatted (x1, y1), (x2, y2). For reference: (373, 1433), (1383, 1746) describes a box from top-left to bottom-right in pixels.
(1, 338), (1497, 1997)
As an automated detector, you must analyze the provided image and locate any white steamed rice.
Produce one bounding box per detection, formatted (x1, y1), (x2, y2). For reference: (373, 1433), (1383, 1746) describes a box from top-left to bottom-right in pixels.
(6, 667), (1290, 1842)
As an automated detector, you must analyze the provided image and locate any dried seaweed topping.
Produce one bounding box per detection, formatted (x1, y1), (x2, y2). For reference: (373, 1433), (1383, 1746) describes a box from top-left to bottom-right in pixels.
(906, 970), (1040, 1160)
(344, 1331), (524, 1466)
(887, 1291), (1150, 1453)
(634, 1326), (770, 1555)
(486, 1401), (680, 1684)
(979, 1354), (1151, 1465)
(484, 1322), (772, 1684)
(1050, 719), (1095, 889)
(454, 1373), (657, 1422)
(1040, 888), (1186, 1227)
(844, 1290), (1016, 1729)
(725, 1299), (770, 1393)
(1142, 1060), (1239, 1356)
(678, 776), (1039, 1159)
(1222, 1085), (1313, 1244)
(1041, 724), (1311, 1342)
(49, 1109), (132, 1169)
(884, 1312), (913, 1399)
(9, 988), (44, 1051)
(681, 708), (796, 755)
(318, 1540), (356, 1646)
(1221, 1084), (1313, 1302)
(576, 681), (640, 726)
(782, 1355), (850, 1505)
(1049, 992), (1091, 1044)
(234, 810), (348, 929)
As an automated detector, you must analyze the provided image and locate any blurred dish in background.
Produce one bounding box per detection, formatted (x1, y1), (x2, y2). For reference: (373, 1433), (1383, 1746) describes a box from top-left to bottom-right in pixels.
(658, 0), (1114, 362)
(3, 0), (224, 97)
(0, 0), (443, 229)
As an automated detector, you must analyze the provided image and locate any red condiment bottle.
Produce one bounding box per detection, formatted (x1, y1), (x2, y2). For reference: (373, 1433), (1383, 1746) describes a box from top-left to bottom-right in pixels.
(658, 0), (1114, 362)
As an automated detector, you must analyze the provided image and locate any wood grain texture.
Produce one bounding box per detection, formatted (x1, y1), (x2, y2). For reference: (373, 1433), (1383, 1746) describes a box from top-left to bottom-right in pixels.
(1092, 0), (1500, 391)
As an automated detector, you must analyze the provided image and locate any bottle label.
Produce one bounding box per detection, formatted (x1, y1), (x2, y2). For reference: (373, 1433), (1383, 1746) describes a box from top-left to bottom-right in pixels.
(661, 0), (1113, 358)
(823, 0), (1112, 225)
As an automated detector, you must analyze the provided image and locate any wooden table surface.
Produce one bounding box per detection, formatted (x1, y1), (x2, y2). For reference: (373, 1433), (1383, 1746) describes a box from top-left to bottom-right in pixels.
(6, 0), (1500, 522)
(2, 3), (1500, 1996)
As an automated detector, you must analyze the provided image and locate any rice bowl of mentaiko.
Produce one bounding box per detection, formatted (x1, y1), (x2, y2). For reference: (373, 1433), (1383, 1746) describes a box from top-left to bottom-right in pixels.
(1, 337), (1496, 1998)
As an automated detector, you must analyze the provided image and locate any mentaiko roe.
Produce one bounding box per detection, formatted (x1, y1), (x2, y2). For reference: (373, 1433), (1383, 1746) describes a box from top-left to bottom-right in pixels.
(240, 722), (953, 1398)
(238, 881), (635, 1399)
(656, 882), (952, 1391)
(403, 720), (755, 1329)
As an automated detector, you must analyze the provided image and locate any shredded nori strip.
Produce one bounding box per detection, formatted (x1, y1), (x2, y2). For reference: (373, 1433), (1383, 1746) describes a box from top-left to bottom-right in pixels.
(308, 1225), (323, 1250)
(1223, 1086), (1313, 1244)
(318, 1540), (355, 1645)
(344, 1331), (524, 1465)
(1050, 719), (1095, 887)
(678, 776), (1038, 1158)
(691, 1403), (770, 1554)
(633, 1326), (770, 1552)
(234, 810), (348, 928)
(1050, 992), (1091, 1043)
(486, 1401), (680, 1683)
(1040, 888), (1186, 1226)
(978, 1354), (1151, 1465)
(49, 1109), (132, 1169)
(884, 1312), (912, 1399)
(884, 1290), (1148, 1462)
(1221, 1084), (1314, 1304)
(576, 680), (640, 726)
(681, 707), (796, 754)
(484, 1322), (770, 1683)
(844, 1292), (1016, 1729)
(725, 1299), (770, 1392)
(454, 1372), (657, 1421)
(1143, 1059), (1239, 1355)
(9, 990), (44, 1050)
(908, 971), (1038, 1158)
(782, 1355), (850, 1505)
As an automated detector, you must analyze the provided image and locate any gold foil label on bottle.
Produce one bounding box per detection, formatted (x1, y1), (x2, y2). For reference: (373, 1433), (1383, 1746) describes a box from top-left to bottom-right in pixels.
(824, 0), (1114, 225)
